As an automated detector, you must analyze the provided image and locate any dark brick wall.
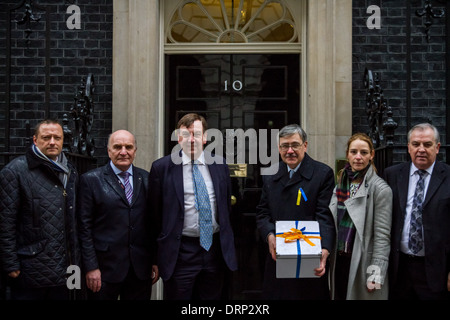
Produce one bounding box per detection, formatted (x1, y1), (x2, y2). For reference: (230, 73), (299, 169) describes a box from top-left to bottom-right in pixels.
(0, 0), (113, 167)
(2, 1), (447, 169)
(352, 0), (447, 158)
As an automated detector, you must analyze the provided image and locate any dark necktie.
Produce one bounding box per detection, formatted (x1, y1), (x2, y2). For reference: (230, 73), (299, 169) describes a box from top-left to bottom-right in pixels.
(192, 161), (213, 251)
(408, 169), (427, 254)
(119, 171), (133, 204)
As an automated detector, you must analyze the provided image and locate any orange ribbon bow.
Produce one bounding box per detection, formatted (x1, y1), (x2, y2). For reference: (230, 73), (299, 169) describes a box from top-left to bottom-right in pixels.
(276, 228), (321, 246)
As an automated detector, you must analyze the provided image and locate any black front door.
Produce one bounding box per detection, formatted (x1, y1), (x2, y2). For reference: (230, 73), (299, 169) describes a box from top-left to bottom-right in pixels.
(165, 53), (300, 299)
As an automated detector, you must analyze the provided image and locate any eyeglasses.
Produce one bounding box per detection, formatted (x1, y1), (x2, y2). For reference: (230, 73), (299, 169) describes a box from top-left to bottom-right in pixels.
(279, 142), (304, 151)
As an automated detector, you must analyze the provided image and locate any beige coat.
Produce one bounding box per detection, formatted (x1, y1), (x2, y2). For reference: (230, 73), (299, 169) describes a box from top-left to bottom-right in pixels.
(329, 165), (393, 300)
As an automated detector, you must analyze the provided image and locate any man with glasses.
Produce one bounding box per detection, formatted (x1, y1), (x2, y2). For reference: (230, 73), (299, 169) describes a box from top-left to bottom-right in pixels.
(256, 124), (336, 299)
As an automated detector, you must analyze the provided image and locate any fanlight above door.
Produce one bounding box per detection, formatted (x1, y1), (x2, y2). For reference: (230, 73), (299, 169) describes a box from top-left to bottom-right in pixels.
(166, 0), (298, 43)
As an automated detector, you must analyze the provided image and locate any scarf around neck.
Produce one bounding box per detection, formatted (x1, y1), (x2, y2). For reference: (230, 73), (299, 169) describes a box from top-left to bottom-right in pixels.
(336, 162), (370, 254)
(32, 144), (70, 188)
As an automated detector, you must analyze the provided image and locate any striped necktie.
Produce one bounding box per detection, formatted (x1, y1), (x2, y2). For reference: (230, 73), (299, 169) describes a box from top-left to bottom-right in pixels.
(192, 160), (213, 251)
(119, 171), (133, 204)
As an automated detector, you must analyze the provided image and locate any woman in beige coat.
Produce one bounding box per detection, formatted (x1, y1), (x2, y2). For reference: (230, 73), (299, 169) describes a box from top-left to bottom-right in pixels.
(329, 133), (392, 300)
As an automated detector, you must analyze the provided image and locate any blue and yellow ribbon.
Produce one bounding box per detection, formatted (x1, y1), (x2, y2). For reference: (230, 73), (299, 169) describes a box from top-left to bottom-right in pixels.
(296, 188), (308, 206)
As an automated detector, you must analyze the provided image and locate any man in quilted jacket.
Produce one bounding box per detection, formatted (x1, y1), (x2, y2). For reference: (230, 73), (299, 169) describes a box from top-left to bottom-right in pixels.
(0, 119), (80, 300)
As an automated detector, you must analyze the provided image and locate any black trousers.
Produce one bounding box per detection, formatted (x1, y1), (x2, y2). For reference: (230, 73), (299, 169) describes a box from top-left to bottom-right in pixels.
(87, 266), (152, 300)
(163, 233), (225, 300)
(390, 253), (449, 300)
(334, 253), (352, 300)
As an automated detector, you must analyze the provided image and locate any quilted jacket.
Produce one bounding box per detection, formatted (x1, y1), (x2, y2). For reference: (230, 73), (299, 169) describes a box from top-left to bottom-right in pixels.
(0, 147), (80, 288)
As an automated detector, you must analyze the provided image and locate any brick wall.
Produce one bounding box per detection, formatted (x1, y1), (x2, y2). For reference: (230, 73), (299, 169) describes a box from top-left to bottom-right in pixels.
(352, 0), (447, 155)
(0, 0), (113, 167)
(2, 1), (448, 168)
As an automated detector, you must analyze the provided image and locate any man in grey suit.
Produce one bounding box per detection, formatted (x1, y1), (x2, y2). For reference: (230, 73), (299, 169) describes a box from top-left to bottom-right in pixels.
(384, 123), (450, 300)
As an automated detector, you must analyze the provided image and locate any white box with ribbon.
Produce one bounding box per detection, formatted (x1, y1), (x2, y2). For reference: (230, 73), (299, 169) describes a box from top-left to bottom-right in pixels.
(275, 220), (322, 278)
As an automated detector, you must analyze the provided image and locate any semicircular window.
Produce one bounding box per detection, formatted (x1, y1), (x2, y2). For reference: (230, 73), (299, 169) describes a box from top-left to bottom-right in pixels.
(167, 0), (298, 43)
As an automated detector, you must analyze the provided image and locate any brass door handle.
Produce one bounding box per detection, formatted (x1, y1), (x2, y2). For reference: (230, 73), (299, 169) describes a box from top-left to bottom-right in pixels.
(231, 195), (237, 206)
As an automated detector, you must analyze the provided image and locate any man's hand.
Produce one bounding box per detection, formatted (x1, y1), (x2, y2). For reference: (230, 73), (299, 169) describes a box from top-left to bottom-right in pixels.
(269, 234), (330, 277)
(151, 265), (159, 285)
(314, 249), (329, 277)
(447, 272), (450, 291)
(8, 270), (20, 278)
(86, 269), (102, 292)
(267, 233), (277, 261)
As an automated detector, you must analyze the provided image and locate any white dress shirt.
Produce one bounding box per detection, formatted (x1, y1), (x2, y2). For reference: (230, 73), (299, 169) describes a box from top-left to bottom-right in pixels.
(400, 162), (435, 256)
(110, 161), (133, 192)
(181, 151), (219, 237)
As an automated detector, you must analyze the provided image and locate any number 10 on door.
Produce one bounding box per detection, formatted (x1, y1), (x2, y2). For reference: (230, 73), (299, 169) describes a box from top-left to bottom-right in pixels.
(224, 80), (243, 92)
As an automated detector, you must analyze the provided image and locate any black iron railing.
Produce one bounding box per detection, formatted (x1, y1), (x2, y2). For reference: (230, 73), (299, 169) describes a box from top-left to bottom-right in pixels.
(0, 74), (96, 174)
(365, 67), (449, 176)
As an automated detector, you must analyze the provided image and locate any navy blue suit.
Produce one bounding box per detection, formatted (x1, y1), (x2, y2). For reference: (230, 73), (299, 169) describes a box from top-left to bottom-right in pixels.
(384, 161), (450, 298)
(148, 153), (237, 298)
(78, 164), (155, 299)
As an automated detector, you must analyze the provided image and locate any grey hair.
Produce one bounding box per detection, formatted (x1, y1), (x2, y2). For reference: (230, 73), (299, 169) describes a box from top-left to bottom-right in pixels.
(278, 124), (307, 143)
(407, 123), (440, 144)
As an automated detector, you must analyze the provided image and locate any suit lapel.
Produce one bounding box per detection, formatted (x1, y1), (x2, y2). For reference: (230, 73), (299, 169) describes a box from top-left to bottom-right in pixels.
(286, 153), (313, 187)
(103, 164), (129, 205)
(423, 162), (445, 208)
(208, 162), (221, 200)
(131, 167), (142, 206)
(397, 162), (410, 216)
(170, 161), (184, 209)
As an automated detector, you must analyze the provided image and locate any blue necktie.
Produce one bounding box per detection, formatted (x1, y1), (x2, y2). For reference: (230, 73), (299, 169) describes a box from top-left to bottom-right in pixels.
(192, 161), (213, 251)
(409, 169), (426, 254)
(119, 171), (133, 204)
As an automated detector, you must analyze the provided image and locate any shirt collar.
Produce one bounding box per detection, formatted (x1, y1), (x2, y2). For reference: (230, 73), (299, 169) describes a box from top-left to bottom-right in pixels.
(409, 161), (435, 177)
(287, 162), (301, 173)
(110, 161), (133, 176)
(182, 151), (206, 166)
